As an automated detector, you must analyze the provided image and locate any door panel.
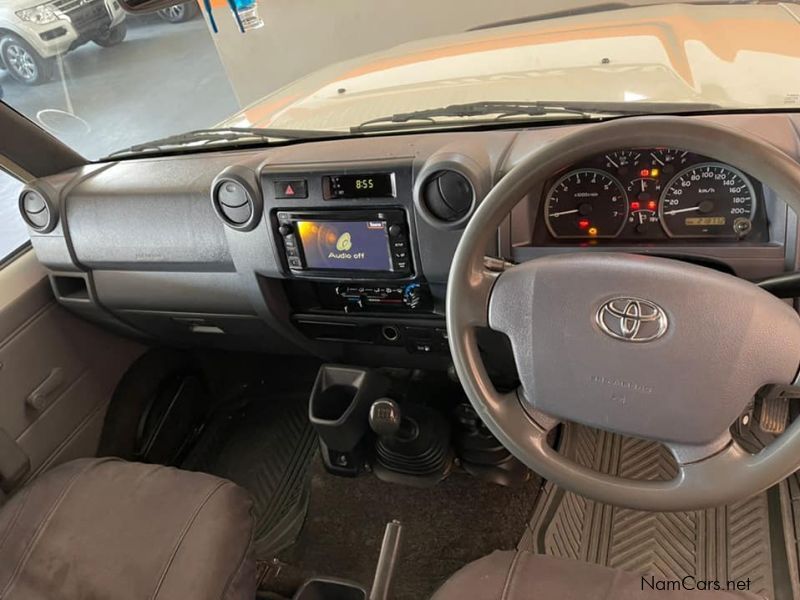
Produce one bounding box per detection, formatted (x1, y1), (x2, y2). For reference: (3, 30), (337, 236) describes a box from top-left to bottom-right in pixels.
(0, 250), (144, 493)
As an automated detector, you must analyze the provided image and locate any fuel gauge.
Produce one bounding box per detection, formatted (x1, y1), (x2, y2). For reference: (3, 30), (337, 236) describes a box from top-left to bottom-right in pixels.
(626, 177), (662, 234)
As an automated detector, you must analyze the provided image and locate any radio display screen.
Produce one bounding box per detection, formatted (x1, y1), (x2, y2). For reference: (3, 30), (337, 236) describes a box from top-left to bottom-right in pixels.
(296, 219), (393, 271)
(324, 174), (394, 199)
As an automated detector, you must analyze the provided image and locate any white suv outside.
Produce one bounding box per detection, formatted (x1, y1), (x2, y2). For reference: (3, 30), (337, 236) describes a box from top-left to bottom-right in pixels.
(0, 0), (126, 85)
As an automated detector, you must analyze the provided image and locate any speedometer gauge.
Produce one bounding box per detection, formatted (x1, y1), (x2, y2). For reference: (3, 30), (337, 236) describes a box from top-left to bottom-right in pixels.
(659, 163), (756, 238)
(545, 169), (627, 239)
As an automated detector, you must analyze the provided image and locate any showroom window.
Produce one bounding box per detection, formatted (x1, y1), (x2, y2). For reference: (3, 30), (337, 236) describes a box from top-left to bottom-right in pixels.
(0, 169), (29, 263)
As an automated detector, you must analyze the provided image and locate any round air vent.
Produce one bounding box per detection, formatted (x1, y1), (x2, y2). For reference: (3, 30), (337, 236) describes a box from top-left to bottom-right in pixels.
(19, 190), (54, 232)
(212, 179), (255, 229)
(420, 170), (475, 226)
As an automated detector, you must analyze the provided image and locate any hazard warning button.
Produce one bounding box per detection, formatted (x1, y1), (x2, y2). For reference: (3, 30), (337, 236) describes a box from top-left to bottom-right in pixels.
(275, 180), (308, 199)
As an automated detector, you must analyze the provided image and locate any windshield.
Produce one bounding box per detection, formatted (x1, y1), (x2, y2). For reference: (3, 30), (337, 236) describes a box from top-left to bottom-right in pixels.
(1, 1), (799, 160)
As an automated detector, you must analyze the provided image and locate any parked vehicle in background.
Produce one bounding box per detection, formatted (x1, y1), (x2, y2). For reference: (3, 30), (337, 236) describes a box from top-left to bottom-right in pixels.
(0, 0), (127, 85)
(157, 1), (198, 23)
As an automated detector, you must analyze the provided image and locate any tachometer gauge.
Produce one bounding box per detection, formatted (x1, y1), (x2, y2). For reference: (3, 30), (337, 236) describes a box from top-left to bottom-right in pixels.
(545, 169), (628, 239)
(659, 163), (756, 238)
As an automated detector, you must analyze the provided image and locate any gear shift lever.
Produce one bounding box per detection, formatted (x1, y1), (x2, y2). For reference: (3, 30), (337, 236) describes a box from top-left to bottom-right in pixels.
(369, 398), (402, 438)
(368, 398), (452, 486)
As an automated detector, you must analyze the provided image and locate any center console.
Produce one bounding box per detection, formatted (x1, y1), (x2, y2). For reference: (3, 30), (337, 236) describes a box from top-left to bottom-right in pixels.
(265, 164), (448, 359)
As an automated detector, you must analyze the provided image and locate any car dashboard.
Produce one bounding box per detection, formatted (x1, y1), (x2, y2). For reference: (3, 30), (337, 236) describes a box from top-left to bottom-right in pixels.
(20, 113), (800, 366)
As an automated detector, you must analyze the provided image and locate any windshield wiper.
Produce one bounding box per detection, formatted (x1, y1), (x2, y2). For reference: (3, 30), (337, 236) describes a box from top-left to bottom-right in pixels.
(352, 101), (601, 132)
(351, 100), (723, 133)
(107, 126), (343, 158)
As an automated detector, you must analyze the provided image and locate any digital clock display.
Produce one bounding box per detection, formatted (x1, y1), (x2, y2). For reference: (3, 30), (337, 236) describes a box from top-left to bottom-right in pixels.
(324, 173), (395, 199)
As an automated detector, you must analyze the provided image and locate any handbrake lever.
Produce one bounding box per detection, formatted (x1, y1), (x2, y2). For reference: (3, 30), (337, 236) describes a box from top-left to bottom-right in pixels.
(370, 521), (403, 600)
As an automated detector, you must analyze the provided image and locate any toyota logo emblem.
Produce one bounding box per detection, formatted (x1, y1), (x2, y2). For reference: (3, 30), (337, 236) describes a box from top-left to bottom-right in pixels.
(596, 297), (668, 342)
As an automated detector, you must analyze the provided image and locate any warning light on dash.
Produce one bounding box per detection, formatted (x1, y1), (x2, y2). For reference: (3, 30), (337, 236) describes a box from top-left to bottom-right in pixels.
(578, 219), (590, 229)
(630, 201), (640, 210)
(647, 200), (657, 210)
(639, 168), (660, 178)
(588, 227), (598, 236)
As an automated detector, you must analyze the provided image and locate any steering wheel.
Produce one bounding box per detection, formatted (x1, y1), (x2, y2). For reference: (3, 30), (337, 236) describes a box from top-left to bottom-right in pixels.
(447, 116), (800, 511)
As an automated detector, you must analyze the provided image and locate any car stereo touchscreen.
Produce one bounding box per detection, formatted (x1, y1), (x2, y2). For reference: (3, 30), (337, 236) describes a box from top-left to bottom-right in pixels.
(276, 210), (412, 278)
(297, 220), (392, 271)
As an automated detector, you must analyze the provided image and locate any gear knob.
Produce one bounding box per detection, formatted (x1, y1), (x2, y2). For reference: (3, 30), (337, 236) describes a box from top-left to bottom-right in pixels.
(369, 398), (402, 438)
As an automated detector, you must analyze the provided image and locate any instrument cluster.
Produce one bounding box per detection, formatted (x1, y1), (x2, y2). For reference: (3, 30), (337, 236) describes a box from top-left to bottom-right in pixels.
(539, 148), (767, 242)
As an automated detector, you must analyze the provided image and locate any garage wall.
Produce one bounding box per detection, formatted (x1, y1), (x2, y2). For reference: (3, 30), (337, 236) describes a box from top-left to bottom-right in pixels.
(204, 0), (596, 106)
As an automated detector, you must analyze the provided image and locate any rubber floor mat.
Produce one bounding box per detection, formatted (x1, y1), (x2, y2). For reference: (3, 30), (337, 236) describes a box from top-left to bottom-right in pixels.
(181, 392), (317, 558)
(520, 424), (777, 599)
(780, 472), (800, 599)
(259, 457), (541, 600)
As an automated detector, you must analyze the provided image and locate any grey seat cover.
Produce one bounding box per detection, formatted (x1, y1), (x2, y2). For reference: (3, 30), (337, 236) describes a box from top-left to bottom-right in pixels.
(432, 551), (763, 600)
(0, 458), (256, 600)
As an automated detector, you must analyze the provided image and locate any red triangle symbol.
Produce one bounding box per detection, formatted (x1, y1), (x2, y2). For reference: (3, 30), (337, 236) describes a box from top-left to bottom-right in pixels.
(285, 184), (295, 196)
